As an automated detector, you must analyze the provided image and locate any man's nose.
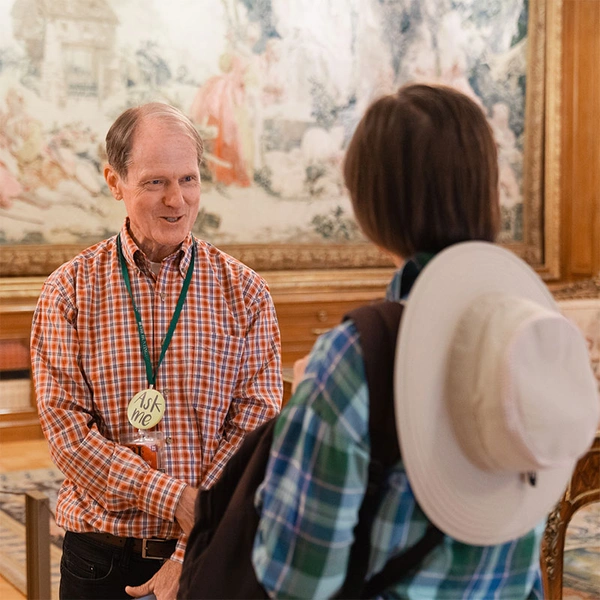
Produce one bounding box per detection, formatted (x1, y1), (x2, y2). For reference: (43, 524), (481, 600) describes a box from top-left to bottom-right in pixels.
(164, 182), (184, 206)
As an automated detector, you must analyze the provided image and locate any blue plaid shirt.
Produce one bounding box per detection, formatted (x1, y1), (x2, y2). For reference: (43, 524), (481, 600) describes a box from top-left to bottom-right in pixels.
(252, 257), (545, 599)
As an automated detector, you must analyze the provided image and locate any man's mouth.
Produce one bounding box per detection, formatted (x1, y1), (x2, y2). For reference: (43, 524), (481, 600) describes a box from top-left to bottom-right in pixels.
(163, 216), (182, 223)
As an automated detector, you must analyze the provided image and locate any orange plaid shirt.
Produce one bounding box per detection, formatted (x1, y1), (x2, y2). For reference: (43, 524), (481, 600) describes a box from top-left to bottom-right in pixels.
(30, 222), (282, 562)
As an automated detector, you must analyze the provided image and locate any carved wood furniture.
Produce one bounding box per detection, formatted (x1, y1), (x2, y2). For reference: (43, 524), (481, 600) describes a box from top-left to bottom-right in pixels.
(541, 432), (600, 599)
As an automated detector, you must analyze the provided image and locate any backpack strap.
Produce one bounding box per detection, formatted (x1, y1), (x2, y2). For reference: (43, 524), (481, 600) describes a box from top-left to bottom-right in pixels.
(361, 523), (443, 598)
(348, 301), (404, 469)
(337, 301), (443, 599)
(179, 418), (277, 599)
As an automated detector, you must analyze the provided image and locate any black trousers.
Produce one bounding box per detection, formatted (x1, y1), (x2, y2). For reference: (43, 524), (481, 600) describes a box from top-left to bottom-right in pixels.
(59, 531), (164, 599)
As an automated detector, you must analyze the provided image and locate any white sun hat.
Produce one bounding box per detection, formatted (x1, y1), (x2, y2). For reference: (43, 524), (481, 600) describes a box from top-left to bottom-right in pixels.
(395, 241), (599, 546)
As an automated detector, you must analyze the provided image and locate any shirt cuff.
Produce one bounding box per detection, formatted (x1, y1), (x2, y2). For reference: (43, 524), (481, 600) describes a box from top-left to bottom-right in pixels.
(137, 469), (188, 522)
(170, 532), (188, 563)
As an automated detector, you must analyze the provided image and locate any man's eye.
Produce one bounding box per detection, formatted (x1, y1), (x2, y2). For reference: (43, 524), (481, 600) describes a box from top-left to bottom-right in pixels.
(148, 179), (162, 186)
(182, 176), (195, 183)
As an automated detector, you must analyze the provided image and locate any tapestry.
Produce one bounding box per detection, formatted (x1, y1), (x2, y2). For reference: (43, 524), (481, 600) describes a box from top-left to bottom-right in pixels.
(1, 0), (528, 248)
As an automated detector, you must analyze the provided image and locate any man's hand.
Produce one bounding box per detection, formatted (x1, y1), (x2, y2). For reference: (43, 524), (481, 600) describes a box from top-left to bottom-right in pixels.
(292, 355), (310, 394)
(175, 485), (198, 535)
(125, 558), (181, 600)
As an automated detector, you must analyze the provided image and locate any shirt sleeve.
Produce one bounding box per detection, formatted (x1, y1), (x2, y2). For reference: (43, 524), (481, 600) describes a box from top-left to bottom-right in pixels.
(31, 280), (187, 523)
(252, 321), (369, 599)
(202, 282), (283, 488)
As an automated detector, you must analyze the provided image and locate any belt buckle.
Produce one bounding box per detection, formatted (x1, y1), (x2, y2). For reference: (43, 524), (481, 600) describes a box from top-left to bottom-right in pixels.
(142, 538), (167, 560)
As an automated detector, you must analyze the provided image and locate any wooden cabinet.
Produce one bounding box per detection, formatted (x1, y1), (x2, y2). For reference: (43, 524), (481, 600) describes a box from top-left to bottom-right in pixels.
(0, 277), (45, 441)
(263, 268), (395, 366)
(0, 270), (394, 438)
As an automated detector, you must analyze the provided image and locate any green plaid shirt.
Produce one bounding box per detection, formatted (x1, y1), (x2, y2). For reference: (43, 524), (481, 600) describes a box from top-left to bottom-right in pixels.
(252, 259), (545, 599)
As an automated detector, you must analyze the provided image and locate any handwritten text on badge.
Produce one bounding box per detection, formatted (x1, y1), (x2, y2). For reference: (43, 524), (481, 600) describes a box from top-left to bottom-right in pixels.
(127, 389), (165, 429)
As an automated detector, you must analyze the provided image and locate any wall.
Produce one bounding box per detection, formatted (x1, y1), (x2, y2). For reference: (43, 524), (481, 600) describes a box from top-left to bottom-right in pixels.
(561, 0), (600, 280)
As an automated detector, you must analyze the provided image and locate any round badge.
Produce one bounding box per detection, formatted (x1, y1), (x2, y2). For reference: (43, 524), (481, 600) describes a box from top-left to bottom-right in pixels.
(127, 389), (166, 429)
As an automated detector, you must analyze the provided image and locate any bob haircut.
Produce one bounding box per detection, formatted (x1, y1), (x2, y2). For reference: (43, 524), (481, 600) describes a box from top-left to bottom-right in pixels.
(105, 102), (204, 179)
(343, 83), (500, 259)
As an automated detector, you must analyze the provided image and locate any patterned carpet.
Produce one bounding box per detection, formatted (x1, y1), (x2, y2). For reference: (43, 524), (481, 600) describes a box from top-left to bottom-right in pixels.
(0, 467), (598, 599)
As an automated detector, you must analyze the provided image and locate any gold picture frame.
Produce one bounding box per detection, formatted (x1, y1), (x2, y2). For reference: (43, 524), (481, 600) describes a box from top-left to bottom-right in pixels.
(0, 0), (562, 278)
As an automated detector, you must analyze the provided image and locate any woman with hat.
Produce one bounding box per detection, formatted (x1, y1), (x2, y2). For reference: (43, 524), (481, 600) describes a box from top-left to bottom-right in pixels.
(251, 83), (599, 598)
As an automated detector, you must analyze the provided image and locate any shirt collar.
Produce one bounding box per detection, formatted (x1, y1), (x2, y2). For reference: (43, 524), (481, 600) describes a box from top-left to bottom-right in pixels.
(385, 252), (436, 301)
(118, 219), (195, 279)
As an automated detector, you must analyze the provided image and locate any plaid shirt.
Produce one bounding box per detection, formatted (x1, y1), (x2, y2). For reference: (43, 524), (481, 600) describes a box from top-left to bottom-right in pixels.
(253, 259), (544, 599)
(31, 221), (282, 562)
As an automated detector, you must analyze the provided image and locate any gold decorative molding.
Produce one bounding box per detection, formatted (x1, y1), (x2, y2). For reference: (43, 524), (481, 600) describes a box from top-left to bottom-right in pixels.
(521, 0), (562, 280)
(0, 243), (395, 278)
(540, 432), (600, 597)
(563, 436), (600, 505)
(522, 0), (545, 267)
(542, 504), (562, 578)
(219, 243), (395, 272)
(542, 0), (563, 281)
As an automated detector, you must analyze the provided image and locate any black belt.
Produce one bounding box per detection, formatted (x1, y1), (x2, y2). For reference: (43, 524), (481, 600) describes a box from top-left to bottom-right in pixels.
(78, 532), (177, 560)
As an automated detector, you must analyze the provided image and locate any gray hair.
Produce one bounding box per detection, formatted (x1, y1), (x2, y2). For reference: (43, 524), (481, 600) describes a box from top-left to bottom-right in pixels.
(105, 102), (204, 178)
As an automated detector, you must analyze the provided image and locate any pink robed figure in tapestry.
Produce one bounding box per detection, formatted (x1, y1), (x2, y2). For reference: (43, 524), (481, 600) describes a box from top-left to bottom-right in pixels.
(189, 53), (252, 187)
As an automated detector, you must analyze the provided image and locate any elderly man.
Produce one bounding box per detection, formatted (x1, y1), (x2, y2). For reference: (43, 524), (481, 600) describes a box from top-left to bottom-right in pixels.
(30, 102), (282, 600)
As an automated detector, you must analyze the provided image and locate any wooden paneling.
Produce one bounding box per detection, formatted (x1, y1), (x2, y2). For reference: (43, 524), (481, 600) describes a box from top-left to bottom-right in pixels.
(0, 279), (41, 441)
(264, 268), (394, 366)
(561, 0), (600, 280)
(0, 411), (44, 442)
(0, 270), (394, 438)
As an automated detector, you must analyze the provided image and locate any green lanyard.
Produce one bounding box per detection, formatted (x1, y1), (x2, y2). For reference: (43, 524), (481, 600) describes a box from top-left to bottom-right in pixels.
(117, 234), (195, 388)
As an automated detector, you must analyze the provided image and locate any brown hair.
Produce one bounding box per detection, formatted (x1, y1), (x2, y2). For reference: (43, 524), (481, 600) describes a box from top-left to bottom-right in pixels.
(105, 103), (204, 178)
(343, 83), (500, 258)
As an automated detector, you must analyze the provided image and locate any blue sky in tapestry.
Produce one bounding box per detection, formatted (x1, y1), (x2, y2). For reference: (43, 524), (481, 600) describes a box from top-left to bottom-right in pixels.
(0, 0), (527, 246)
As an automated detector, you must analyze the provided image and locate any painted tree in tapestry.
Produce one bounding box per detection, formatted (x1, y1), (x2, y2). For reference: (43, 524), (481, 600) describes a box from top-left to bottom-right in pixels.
(0, 0), (527, 246)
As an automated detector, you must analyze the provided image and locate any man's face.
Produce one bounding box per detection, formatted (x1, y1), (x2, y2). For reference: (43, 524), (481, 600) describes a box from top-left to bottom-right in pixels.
(105, 117), (201, 262)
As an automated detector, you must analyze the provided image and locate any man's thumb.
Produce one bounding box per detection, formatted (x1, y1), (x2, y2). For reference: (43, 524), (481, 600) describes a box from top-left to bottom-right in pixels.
(124, 582), (153, 598)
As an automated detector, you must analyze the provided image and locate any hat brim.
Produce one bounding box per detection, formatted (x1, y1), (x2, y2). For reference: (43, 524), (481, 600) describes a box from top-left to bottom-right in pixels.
(395, 241), (575, 545)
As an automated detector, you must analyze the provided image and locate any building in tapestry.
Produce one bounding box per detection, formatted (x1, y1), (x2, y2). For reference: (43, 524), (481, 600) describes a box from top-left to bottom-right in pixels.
(10, 0), (119, 106)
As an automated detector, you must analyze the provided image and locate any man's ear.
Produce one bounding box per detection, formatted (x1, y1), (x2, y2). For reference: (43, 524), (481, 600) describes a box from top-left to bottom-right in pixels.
(104, 164), (123, 200)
